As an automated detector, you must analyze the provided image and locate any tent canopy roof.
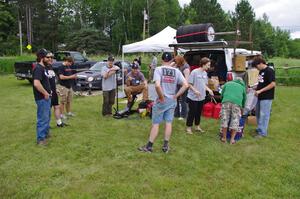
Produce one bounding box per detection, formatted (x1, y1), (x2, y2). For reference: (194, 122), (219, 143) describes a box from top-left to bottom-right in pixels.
(122, 26), (177, 53)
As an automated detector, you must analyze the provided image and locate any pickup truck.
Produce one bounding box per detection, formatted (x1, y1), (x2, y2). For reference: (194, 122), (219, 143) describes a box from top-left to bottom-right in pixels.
(14, 51), (97, 83)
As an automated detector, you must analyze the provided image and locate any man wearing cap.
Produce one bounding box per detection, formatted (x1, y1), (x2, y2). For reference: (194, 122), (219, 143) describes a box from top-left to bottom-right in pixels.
(138, 52), (188, 153)
(124, 63), (148, 111)
(45, 52), (67, 127)
(252, 57), (276, 138)
(57, 56), (77, 119)
(33, 48), (52, 146)
(101, 56), (120, 116)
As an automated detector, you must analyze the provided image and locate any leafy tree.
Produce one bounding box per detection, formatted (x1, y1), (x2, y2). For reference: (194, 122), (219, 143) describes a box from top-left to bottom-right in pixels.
(188, 0), (231, 33)
(65, 28), (111, 54)
(288, 39), (300, 58)
(252, 16), (276, 57)
(273, 27), (290, 57)
(0, 1), (18, 55)
(231, 0), (255, 41)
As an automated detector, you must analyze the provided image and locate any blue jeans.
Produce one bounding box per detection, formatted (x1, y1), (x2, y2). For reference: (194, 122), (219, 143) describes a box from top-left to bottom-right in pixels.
(36, 98), (51, 142)
(256, 99), (272, 136)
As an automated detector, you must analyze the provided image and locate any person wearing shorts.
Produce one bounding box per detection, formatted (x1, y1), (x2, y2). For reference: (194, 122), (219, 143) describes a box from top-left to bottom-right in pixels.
(138, 52), (188, 153)
(57, 56), (77, 119)
(46, 52), (66, 127)
(220, 77), (246, 144)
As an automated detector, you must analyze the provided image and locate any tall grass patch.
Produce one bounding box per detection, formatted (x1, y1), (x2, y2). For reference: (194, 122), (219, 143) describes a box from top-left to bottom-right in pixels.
(0, 54), (35, 73)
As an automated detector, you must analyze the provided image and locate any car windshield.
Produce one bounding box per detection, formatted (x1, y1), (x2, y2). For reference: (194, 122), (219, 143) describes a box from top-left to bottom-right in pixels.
(89, 62), (107, 71)
(54, 52), (70, 61)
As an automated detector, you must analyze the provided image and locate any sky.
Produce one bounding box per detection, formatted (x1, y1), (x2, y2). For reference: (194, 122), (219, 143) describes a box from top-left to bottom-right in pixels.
(178, 0), (300, 39)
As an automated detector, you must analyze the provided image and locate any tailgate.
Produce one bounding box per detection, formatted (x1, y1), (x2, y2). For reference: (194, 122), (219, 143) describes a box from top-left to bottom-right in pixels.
(14, 62), (34, 73)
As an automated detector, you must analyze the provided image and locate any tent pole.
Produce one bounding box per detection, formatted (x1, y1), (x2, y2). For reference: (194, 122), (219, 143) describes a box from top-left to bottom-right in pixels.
(122, 49), (125, 93)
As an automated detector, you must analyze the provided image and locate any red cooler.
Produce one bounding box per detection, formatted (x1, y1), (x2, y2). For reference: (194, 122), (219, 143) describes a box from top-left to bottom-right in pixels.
(212, 103), (222, 119)
(202, 101), (215, 118)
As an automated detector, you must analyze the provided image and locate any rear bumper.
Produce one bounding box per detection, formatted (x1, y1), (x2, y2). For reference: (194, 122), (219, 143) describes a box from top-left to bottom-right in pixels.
(15, 73), (32, 80)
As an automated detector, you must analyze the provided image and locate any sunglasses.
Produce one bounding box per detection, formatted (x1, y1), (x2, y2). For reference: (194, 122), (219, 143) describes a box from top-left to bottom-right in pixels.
(46, 56), (54, 59)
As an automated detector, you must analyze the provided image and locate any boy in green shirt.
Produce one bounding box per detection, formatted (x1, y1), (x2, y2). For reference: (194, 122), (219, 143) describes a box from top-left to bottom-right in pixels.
(220, 77), (246, 144)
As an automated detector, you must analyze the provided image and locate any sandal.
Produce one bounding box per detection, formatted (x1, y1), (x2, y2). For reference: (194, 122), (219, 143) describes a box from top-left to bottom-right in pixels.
(195, 127), (205, 133)
(220, 138), (226, 143)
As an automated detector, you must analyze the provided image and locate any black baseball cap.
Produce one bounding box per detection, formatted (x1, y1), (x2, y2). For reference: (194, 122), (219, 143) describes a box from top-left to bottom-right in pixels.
(162, 52), (173, 62)
(108, 55), (115, 61)
(36, 48), (48, 59)
(131, 63), (139, 69)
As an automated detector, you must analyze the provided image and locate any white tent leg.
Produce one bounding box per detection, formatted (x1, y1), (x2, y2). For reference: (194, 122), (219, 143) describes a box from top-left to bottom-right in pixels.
(122, 51), (125, 93)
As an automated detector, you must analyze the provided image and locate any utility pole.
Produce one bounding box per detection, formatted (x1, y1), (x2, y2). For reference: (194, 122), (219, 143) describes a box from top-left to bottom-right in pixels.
(18, 19), (23, 55)
(17, 6), (22, 55)
(25, 3), (32, 50)
(146, 0), (150, 38)
(143, 8), (146, 40)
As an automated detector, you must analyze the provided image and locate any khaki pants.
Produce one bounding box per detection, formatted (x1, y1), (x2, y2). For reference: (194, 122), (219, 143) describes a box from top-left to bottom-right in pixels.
(124, 84), (148, 103)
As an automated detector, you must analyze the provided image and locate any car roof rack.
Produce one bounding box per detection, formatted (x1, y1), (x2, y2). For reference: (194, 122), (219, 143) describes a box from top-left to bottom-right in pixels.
(169, 40), (253, 50)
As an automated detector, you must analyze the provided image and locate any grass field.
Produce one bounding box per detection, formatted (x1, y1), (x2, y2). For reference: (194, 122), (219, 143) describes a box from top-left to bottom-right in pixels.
(0, 75), (300, 198)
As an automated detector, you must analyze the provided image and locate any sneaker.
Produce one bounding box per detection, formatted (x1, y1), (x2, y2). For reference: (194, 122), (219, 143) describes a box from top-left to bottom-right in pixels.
(67, 112), (75, 117)
(162, 145), (169, 153)
(186, 127), (193, 134)
(138, 145), (153, 153)
(37, 140), (47, 146)
(178, 117), (184, 121)
(254, 134), (265, 139)
(57, 122), (68, 127)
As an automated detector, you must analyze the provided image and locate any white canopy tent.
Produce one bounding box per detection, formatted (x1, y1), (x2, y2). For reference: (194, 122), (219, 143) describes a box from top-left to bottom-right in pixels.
(120, 26), (178, 93)
(122, 26), (177, 53)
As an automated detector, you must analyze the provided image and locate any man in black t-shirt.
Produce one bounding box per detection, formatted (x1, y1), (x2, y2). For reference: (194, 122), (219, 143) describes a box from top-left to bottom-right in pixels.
(33, 48), (52, 146)
(46, 52), (67, 128)
(252, 57), (276, 138)
(57, 56), (77, 119)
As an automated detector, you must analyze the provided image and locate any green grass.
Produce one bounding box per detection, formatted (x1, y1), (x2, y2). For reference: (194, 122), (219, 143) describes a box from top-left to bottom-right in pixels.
(1, 75), (300, 198)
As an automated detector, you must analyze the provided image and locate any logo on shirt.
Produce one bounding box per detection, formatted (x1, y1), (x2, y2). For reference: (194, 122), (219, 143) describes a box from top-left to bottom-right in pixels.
(47, 70), (56, 78)
(162, 68), (175, 83)
(258, 73), (264, 83)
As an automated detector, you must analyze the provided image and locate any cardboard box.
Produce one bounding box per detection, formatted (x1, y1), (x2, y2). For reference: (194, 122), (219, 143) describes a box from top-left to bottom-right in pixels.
(247, 116), (257, 125)
(233, 55), (246, 72)
(208, 76), (219, 91)
(247, 68), (259, 87)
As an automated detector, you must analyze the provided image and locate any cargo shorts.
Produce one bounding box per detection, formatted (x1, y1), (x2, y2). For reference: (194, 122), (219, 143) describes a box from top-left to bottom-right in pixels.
(57, 85), (73, 104)
(220, 102), (241, 131)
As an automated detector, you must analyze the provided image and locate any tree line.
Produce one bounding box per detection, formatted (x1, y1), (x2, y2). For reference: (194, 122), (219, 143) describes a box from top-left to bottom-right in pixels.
(0, 0), (299, 58)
